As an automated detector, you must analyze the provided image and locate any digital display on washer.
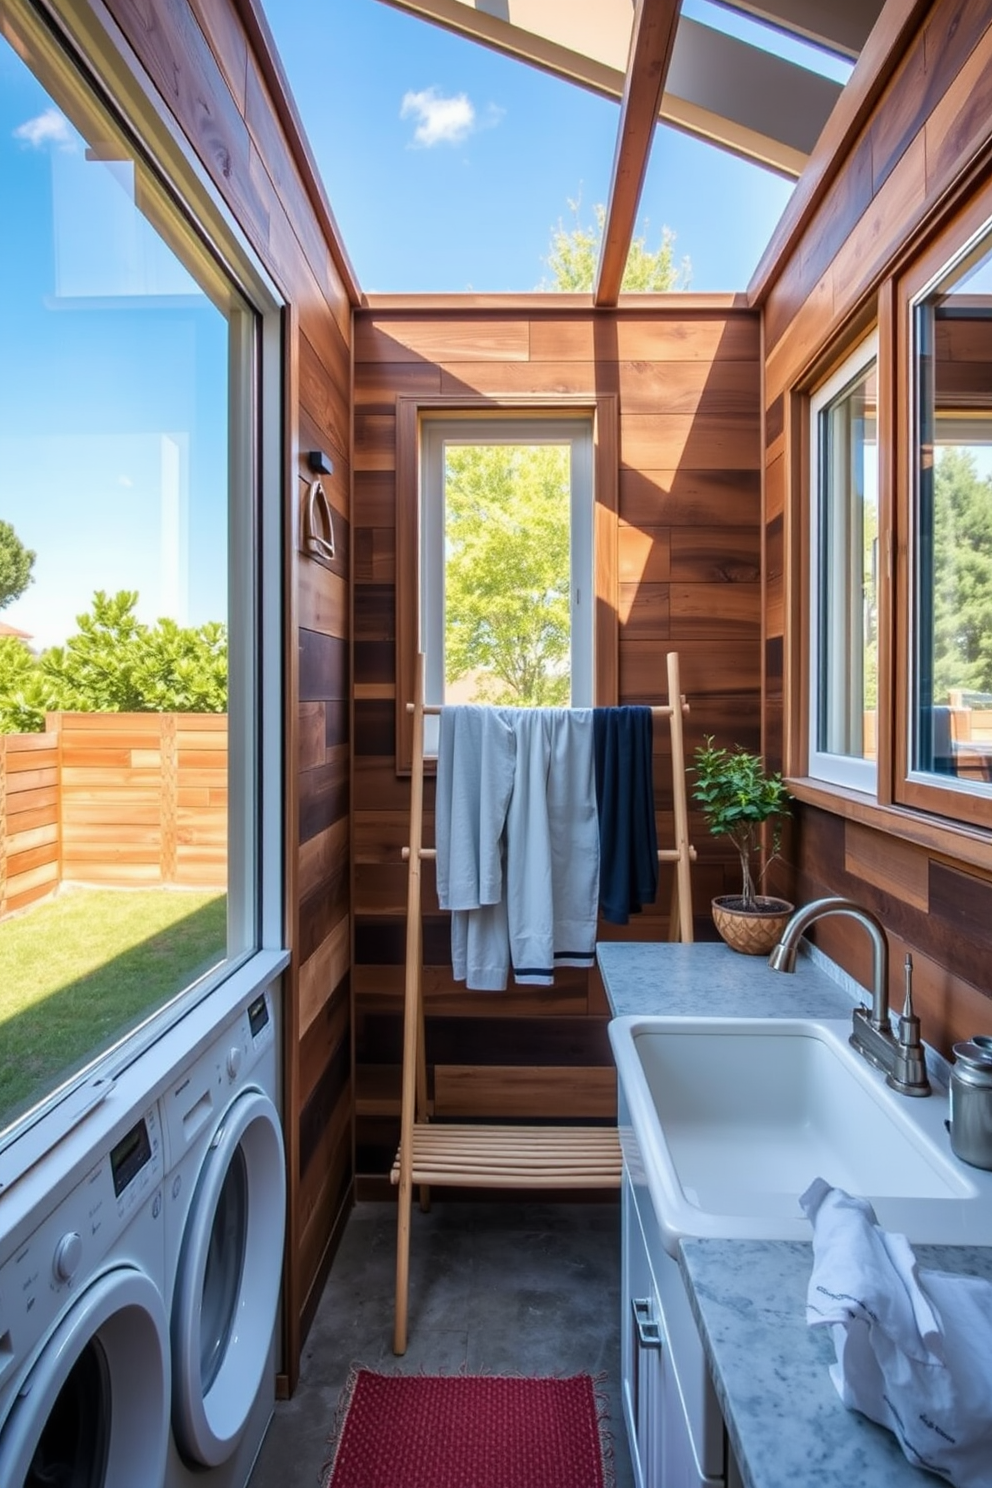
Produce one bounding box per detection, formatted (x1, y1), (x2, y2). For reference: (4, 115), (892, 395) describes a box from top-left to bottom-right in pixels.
(110, 1117), (152, 1197)
(248, 993), (269, 1039)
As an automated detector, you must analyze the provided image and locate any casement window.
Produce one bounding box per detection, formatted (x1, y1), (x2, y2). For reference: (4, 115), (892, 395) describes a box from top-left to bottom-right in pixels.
(808, 335), (879, 794)
(896, 205), (992, 829)
(396, 398), (618, 768)
(0, 0), (284, 1150)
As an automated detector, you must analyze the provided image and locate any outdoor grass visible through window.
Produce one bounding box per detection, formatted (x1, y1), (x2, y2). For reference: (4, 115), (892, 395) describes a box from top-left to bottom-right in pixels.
(443, 443), (571, 705)
(0, 888), (226, 1125)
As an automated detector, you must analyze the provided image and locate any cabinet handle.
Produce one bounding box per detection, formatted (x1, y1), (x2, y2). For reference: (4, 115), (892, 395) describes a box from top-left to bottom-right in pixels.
(631, 1296), (662, 1349)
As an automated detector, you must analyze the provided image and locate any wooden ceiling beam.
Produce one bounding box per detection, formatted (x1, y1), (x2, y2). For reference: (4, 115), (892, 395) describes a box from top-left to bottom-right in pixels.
(594, 0), (682, 308)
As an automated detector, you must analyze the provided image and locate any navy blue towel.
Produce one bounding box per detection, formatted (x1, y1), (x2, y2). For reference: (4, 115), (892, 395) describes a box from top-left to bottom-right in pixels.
(593, 706), (659, 924)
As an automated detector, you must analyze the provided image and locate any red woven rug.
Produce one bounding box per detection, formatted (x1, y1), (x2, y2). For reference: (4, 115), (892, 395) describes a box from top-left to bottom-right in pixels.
(324, 1370), (609, 1488)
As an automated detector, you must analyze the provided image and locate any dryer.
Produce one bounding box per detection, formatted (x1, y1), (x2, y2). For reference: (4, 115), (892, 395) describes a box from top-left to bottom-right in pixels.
(161, 988), (284, 1488)
(0, 1101), (170, 1488)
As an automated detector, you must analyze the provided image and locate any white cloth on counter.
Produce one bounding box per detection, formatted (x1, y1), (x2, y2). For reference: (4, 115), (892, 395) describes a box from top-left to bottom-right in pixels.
(435, 706), (515, 990)
(801, 1178), (992, 1488)
(434, 706), (600, 990)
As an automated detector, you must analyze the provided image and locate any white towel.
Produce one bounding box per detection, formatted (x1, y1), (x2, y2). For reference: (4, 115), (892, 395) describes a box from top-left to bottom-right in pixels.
(801, 1178), (992, 1487)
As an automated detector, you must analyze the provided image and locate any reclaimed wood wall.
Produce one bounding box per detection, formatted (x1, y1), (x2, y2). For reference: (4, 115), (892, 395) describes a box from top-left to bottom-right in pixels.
(759, 0), (992, 1055)
(352, 300), (762, 1179)
(82, 0), (355, 1382)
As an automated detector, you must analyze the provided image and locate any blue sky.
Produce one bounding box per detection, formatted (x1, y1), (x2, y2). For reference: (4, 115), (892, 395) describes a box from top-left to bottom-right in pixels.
(0, 40), (228, 648)
(261, 0), (824, 294)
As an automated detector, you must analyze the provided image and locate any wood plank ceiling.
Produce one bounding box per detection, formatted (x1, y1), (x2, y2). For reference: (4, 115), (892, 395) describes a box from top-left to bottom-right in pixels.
(378, 0), (888, 305)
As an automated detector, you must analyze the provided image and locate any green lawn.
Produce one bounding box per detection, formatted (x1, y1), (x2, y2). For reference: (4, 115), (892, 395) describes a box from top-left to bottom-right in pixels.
(0, 887), (226, 1127)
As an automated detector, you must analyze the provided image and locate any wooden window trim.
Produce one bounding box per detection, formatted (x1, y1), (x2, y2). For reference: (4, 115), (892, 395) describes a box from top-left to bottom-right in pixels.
(395, 394), (619, 774)
(893, 186), (992, 831)
(784, 776), (992, 875)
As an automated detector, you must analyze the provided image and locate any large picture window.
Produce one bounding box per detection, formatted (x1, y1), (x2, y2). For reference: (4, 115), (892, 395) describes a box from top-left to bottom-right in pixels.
(808, 336), (878, 793)
(420, 418), (594, 730)
(0, 2), (282, 1149)
(395, 396), (618, 771)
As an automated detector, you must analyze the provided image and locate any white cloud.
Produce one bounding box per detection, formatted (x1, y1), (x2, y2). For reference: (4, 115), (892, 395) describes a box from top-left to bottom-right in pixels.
(400, 87), (475, 147)
(13, 107), (74, 150)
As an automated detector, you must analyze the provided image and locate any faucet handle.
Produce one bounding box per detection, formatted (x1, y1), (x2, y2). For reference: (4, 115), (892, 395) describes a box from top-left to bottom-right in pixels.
(889, 953), (931, 1097)
(899, 953), (921, 1047)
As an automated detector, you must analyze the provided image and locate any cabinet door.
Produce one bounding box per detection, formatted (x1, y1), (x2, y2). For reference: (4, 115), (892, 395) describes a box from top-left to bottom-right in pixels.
(623, 1179), (663, 1488)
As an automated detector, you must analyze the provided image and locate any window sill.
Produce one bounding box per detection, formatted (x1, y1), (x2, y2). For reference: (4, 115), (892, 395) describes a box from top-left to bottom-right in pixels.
(784, 776), (992, 873)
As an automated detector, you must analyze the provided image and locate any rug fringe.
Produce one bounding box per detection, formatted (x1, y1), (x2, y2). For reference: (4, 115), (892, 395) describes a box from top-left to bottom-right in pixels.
(319, 1361), (364, 1488)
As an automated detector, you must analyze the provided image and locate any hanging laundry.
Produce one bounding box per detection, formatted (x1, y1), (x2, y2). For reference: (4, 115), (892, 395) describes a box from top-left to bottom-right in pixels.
(593, 705), (658, 924)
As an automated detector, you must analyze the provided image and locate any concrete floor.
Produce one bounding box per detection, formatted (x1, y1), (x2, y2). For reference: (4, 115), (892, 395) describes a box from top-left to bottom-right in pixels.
(249, 1198), (636, 1488)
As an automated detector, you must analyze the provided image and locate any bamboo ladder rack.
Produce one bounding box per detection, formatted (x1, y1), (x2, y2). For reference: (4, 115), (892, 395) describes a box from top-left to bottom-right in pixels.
(391, 651), (696, 1354)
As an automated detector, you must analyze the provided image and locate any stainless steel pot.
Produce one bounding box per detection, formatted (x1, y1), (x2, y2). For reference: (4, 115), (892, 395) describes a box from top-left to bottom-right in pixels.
(949, 1036), (992, 1170)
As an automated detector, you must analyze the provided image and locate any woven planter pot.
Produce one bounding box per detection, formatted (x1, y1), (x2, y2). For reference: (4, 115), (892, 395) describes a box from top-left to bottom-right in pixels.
(711, 895), (794, 956)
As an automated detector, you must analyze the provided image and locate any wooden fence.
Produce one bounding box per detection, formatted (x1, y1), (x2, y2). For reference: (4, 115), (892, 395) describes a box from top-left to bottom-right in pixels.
(0, 713), (227, 919)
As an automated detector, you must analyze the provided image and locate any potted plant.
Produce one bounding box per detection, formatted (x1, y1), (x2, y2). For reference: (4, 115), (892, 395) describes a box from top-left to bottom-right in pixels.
(691, 737), (793, 955)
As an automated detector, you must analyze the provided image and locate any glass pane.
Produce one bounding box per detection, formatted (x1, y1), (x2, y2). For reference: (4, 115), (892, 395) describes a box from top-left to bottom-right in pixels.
(914, 236), (992, 789)
(443, 443), (572, 706)
(816, 364), (878, 766)
(200, 1145), (248, 1393)
(0, 18), (249, 1139)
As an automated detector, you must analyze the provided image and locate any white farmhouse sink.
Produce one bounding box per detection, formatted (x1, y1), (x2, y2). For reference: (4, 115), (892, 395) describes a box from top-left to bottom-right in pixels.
(610, 1016), (992, 1255)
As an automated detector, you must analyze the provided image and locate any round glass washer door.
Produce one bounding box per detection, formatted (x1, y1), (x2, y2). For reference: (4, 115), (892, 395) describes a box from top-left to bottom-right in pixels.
(0, 1268), (169, 1488)
(171, 1087), (285, 1468)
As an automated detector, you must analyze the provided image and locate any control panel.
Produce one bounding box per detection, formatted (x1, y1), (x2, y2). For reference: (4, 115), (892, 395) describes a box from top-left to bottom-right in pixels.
(0, 1103), (163, 1390)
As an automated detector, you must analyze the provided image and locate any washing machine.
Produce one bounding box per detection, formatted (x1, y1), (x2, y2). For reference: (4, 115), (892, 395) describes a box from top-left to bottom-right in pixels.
(0, 1100), (170, 1488)
(161, 987), (285, 1488)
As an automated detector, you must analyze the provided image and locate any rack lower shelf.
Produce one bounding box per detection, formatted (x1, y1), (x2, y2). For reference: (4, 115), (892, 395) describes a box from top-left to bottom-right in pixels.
(390, 1123), (622, 1188)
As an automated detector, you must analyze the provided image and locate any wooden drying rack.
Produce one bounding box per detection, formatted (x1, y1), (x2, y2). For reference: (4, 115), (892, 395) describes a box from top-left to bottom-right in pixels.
(391, 652), (696, 1354)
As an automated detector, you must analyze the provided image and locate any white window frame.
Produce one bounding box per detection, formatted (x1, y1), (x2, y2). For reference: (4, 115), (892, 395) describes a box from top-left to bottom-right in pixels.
(420, 416), (594, 748)
(808, 332), (879, 794)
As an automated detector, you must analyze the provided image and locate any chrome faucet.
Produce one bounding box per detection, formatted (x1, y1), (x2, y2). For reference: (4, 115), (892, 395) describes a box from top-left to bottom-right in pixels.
(768, 897), (931, 1097)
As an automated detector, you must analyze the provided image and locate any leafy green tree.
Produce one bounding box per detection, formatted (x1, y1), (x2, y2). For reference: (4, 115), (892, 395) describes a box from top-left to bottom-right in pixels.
(444, 445), (572, 706)
(543, 199), (691, 292)
(41, 591), (228, 714)
(932, 447), (992, 697)
(0, 591), (228, 730)
(0, 636), (48, 732)
(0, 520), (35, 610)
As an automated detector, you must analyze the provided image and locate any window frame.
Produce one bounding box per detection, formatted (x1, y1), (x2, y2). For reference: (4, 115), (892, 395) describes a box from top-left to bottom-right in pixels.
(894, 192), (992, 831)
(0, 0), (288, 1162)
(419, 415), (594, 734)
(395, 395), (618, 773)
(807, 332), (879, 795)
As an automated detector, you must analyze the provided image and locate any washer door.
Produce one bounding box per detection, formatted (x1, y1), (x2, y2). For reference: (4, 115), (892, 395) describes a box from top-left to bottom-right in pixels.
(0, 1267), (169, 1488)
(171, 1087), (285, 1468)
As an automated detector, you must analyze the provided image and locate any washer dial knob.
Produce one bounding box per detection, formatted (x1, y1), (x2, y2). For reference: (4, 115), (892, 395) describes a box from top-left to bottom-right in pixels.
(226, 1045), (243, 1081)
(53, 1231), (83, 1284)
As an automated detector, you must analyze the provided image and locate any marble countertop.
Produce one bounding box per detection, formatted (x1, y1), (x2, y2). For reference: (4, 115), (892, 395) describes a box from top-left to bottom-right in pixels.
(680, 1238), (992, 1488)
(597, 939), (857, 1021)
(596, 940), (992, 1488)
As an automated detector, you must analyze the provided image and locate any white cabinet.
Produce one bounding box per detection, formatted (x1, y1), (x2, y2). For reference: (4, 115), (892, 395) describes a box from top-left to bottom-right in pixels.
(621, 1170), (726, 1488)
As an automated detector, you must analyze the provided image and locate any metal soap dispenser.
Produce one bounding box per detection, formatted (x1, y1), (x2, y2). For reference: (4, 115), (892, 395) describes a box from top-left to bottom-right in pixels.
(949, 1034), (992, 1170)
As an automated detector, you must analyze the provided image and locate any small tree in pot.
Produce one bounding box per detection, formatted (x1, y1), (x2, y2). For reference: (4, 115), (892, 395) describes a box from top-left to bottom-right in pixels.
(692, 738), (793, 954)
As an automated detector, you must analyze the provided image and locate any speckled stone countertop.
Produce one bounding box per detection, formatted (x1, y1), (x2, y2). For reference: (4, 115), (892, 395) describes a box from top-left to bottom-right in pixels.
(596, 940), (992, 1488)
(597, 938), (857, 1020)
(680, 1238), (992, 1488)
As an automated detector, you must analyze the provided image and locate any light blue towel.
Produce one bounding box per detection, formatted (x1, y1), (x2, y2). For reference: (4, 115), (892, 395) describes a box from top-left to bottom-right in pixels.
(435, 706), (516, 990)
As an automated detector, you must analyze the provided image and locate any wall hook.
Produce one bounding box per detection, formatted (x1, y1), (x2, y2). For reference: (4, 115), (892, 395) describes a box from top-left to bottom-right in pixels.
(302, 475), (335, 562)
